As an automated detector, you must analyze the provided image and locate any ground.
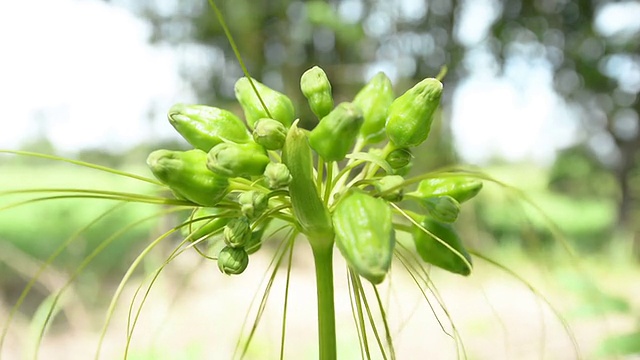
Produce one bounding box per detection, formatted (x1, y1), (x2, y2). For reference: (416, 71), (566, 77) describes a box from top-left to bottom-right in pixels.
(2, 241), (638, 360)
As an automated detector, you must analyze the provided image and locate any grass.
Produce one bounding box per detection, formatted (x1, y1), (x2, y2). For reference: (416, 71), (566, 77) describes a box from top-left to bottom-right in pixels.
(0, 163), (162, 272)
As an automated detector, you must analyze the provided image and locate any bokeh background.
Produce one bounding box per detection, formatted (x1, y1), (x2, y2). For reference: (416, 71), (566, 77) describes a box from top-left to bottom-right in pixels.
(1, 0), (639, 358)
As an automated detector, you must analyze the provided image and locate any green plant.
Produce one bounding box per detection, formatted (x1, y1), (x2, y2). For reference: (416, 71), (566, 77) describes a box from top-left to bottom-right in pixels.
(0, 1), (597, 359)
(157, 54), (480, 356)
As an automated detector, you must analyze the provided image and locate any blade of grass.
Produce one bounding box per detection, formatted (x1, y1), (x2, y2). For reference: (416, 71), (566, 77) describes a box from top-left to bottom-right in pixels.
(0, 150), (162, 186)
(279, 236), (296, 360)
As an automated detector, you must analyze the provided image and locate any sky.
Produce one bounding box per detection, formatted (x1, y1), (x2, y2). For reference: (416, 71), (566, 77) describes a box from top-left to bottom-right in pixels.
(1, 0), (639, 165)
(0, 0), (195, 152)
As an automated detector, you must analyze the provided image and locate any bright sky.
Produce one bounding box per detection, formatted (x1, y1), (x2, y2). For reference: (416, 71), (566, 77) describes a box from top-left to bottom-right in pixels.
(0, 0), (195, 153)
(1, 0), (638, 164)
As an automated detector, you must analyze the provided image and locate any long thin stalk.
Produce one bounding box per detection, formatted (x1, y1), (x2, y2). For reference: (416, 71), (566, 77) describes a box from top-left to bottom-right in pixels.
(311, 243), (337, 360)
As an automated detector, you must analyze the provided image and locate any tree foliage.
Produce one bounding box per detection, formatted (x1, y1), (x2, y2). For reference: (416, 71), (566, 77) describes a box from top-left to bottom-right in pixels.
(127, 0), (639, 246)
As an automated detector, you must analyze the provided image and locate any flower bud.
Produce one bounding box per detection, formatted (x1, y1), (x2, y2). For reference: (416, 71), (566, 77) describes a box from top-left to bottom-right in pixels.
(409, 176), (482, 204)
(263, 162), (291, 189)
(374, 175), (405, 202)
(238, 190), (269, 219)
(391, 161), (412, 177)
(353, 72), (394, 143)
(207, 142), (270, 177)
(234, 77), (295, 129)
(217, 246), (249, 275)
(308, 102), (364, 161)
(181, 207), (231, 241)
(385, 78), (443, 147)
(385, 148), (412, 169)
(167, 104), (250, 152)
(413, 217), (472, 276)
(224, 217), (251, 248)
(333, 189), (395, 284)
(147, 149), (229, 206)
(420, 196), (460, 223)
(300, 66), (334, 119)
(253, 118), (287, 150)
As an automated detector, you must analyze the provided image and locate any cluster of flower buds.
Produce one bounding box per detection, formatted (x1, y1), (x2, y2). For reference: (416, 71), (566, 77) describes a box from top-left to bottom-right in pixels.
(147, 65), (482, 280)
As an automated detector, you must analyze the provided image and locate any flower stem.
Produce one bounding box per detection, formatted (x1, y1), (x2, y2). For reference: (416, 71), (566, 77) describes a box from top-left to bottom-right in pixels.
(311, 242), (337, 360)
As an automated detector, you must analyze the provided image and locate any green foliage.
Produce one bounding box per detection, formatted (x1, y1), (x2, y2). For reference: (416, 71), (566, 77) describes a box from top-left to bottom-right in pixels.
(549, 145), (618, 199)
(598, 331), (640, 357)
(0, 165), (159, 275)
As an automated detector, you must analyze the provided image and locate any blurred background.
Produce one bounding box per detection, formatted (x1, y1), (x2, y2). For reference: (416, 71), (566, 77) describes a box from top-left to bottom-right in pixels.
(1, 0), (639, 358)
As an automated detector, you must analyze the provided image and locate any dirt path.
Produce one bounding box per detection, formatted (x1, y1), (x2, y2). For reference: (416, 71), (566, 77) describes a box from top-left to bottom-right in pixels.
(2, 244), (637, 359)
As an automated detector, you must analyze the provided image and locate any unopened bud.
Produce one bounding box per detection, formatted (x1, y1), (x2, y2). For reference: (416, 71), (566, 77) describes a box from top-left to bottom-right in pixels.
(308, 102), (363, 161)
(385, 148), (412, 169)
(207, 142), (270, 177)
(238, 190), (269, 219)
(353, 72), (394, 143)
(235, 77), (295, 129)
(167, 104), (250, 152)
(409, 176), (482, 204)
(253, 118), (287, 150)
(217, 246), (249, 275)
(263, 162), (291, 189)
(300, 66), (334, 119)
(147, 149), (229, 206)
(223, 217), (251, 248)
(420, 196), (460, 223)
(386, 78), (443, 147)
(374, 175), (405, 202)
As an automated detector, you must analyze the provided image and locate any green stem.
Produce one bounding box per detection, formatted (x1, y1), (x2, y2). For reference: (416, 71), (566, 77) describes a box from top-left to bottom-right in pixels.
(311, 243), (337, 360)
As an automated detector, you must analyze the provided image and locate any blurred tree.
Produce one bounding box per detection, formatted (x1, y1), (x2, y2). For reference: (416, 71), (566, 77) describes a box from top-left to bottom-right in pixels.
(117, 0), (639, 251)
(548, 144), (618, 199)
(489, 0), (639, 253)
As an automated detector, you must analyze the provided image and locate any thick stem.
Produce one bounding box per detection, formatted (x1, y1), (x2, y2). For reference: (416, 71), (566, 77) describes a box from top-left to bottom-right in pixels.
(311, 243), (337, 360)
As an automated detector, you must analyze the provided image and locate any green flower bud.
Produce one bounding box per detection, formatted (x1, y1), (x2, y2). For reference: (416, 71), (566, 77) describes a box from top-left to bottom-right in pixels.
(374, 175), (405, 202)
(353, 72), (394, 143)
(234, 77), (295, 129)
(206, 142), (270, 177)
(420, 196), (460, 223)
(333, 189), (394, 284)
(238, 190), (269, 219)
(253, 118), (287, 150)
(300, 66), (334, 119)
(308, 102), (364, 161)
(391, 161), (412, 177)
(413, 217), (472, 276)
(181, 207), (231, 241)
(385, 148), (412, 169)
(167, 104), (250, 152)
(385, 78), (443, 147)
(224, 217), (251, 248)
(282, 122), (334, 243)
(263, 162), (292, 189)
(217, 246), (249, 275)
(147, 149), (229, 206)
(409, 176), (482, 203)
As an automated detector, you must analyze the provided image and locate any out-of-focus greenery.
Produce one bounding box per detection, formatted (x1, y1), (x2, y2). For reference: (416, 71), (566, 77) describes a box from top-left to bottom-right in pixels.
(120, 0), (639, 254)
(1, 1), (638, 358)
(0, 163), (165, 280)
(475, 164), (617, 251)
